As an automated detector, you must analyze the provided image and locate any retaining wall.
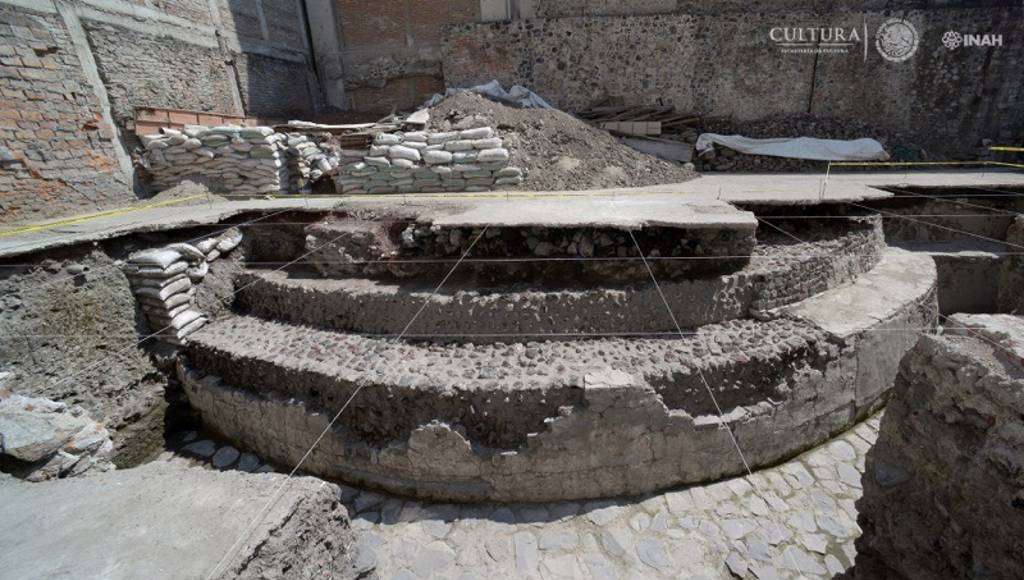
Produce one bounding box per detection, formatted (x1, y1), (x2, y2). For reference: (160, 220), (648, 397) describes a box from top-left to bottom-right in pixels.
(853, 320), (1024, 579)
(184, 248), (937, 502)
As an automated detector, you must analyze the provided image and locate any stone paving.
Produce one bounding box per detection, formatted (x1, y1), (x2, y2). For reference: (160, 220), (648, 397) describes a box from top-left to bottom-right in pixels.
(171, 414), (880, 579)
(343, 415), (880, 579)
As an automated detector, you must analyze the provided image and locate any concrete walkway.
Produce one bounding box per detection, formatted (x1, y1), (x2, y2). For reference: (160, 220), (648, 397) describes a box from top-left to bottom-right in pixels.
(1, 170), (1021, 259)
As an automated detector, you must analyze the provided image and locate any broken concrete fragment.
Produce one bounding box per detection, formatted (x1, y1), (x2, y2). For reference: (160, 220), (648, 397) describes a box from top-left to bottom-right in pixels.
(0, 460), (359, 579)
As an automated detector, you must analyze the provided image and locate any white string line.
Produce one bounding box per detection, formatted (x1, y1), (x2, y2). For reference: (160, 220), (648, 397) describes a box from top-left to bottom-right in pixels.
(892, 189), (1022, 216)
(3, 223), (376, 409)
(845, 201), (1024, 251)
(203, 226), (490, 580)
(0, 207), (298, 297)
(12, 242), (1024, 271)
(627, 229), (807, 578)
(1, 328), (950, 339)
(961, 185), (1024, 197)
(836, 204), (1024, 362)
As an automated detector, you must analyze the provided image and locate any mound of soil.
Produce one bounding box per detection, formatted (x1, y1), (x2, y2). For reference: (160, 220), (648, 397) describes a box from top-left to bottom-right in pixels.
(427, 92), (697, 191)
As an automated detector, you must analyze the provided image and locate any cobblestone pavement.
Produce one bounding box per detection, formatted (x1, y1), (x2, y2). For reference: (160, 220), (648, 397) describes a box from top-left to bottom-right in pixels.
(172, 414), (880, 579)
(345, 415), (880, 579)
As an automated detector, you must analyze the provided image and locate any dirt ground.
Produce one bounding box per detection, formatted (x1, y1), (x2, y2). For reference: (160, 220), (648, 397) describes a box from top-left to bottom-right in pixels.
(427, 92), (698, 191)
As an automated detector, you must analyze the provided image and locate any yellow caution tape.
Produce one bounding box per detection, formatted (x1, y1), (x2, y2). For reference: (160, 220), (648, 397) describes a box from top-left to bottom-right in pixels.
(830, 160), (1024, 170)
(0, 194), (207, 238)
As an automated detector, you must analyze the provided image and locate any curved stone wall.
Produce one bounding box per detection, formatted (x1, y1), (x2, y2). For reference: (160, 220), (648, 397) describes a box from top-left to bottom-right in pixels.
(183, 248), (936, 502)
(235, 217), (884, 339)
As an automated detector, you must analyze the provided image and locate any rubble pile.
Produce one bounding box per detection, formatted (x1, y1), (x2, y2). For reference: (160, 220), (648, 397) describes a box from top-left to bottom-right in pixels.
(0, 392), (114, 482)
(123, 228), (243, 346)
(333, 127), (524, 194)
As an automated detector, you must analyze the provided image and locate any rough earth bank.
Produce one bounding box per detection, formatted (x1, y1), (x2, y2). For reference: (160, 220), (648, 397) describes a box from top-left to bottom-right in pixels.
(0, 229), (246, 469)
(427, 92), (698, 191)
(0, 459), (361, 579)
(849, 322), (1024, 579)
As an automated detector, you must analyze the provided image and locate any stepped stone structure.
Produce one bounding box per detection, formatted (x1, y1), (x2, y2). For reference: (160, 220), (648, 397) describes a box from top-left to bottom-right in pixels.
(851, 314), (1024, 579)
(174, 197), (939, 502)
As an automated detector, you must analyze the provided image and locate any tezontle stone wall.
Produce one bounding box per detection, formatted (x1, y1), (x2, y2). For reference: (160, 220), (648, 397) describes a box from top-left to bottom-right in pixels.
(443, 8), (1024, 157)
(851, 324), (1024, 579)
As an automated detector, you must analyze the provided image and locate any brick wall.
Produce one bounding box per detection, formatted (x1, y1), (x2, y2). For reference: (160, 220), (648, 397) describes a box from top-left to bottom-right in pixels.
(83, 21), (236, 125)
(235, 51), (314, 117)
(337, 0), (478, 112)
(0, 5), (128, 225)
(0, 0), (321, 226)
(528, 0), (1021, 18)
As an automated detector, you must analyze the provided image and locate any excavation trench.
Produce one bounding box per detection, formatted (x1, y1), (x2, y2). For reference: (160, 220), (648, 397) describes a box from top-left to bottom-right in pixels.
(0, 190), (1011, 501)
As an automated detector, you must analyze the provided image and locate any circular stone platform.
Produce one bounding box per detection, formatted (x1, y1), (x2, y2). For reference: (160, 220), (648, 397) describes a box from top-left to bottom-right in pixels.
(235, 217), (884, 340)
(182, 235), (936, 502)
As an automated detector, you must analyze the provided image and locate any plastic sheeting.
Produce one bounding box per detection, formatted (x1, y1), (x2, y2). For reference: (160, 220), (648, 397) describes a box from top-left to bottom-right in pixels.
(696, 133), (889, 161)
(421, 80), (553, 110)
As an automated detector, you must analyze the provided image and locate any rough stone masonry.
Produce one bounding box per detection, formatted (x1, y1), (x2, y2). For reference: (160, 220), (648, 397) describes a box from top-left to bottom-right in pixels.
(852, 314), (1024, 579)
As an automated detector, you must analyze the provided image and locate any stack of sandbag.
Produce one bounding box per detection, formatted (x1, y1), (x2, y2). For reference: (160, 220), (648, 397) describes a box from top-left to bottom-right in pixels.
(141, 126), (288, 195)
(333, 126), (524, 194)
(284, 133), (341, 190)
(123, 227), (243, 346)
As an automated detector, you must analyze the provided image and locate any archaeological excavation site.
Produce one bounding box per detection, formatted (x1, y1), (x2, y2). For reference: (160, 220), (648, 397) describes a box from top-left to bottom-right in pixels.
(1, 1), (1024, 579)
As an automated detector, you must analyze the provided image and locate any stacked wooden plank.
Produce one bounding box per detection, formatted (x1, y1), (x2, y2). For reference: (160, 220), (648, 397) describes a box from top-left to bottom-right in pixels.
(577, 106), (699, 135)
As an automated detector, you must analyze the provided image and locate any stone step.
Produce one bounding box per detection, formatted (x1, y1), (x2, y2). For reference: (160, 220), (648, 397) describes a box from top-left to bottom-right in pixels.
(236, 217), (886, 340)
(184, 249), (937, 502)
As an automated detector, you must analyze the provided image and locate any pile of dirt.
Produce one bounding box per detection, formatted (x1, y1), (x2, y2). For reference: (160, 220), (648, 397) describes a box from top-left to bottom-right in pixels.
(146, 179), (228, 205)
(427, 92), (698, 191)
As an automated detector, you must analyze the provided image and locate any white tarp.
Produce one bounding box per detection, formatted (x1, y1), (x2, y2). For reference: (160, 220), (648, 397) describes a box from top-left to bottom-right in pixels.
(696, 133), (889, 161)
(421, 80), (553, 110)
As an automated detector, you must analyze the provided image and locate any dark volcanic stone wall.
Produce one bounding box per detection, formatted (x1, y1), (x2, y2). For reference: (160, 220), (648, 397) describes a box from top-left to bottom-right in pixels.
(443, 8), (1024, 157)
(83, 21), (237, 122)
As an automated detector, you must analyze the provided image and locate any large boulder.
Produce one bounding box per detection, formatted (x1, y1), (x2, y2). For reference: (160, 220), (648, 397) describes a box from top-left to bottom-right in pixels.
(0, 392), (114, 481)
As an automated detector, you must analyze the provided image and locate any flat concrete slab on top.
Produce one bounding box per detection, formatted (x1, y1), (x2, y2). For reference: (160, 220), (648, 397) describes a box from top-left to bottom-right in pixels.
(2, 169), (1021, 259)
(421, 197), (757, 231)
